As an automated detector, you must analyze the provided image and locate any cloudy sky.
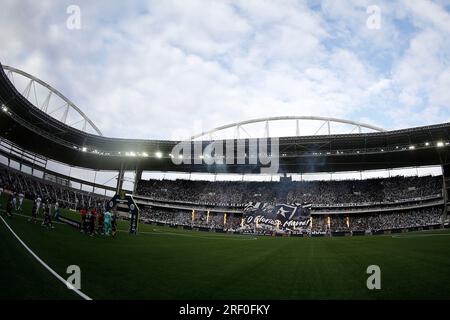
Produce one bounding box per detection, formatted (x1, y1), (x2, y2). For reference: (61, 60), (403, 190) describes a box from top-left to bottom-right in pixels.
(1, 0), (450, 140)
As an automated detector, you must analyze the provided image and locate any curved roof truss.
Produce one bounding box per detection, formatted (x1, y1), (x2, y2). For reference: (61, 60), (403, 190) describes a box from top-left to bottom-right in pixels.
(2, 65), (102, 136)
(190, 116), (385, 140)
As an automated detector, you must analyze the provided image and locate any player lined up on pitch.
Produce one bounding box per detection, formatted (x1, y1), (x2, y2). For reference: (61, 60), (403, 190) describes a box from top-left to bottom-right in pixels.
(0, 188), (55, 230)
(80, 206), (118, 238)
(28, 196), (55, 229)
(1, 185), (119, 238)
(1, 188), (25, 218)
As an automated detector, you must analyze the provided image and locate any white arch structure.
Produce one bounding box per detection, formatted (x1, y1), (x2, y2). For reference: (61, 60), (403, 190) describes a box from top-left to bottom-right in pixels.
(2, 65), (103, 136)
(189, 116), (385, 140)
(2, 66), (384, 141)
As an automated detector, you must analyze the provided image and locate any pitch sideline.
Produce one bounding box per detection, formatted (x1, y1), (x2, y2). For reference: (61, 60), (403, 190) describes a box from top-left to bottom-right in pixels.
(0, 215), (92, 300)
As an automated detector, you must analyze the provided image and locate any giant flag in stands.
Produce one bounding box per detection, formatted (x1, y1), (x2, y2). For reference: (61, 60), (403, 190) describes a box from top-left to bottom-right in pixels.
(243, 202), (311, 231)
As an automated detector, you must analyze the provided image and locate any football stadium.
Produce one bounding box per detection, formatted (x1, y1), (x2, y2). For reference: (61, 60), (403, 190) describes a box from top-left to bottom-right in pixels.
(1, 1), (450, 309)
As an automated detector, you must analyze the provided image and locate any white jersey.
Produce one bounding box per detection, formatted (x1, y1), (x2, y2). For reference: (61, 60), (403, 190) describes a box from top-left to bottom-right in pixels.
(19, 193), (24, 203)
(36, 198), (42, 211)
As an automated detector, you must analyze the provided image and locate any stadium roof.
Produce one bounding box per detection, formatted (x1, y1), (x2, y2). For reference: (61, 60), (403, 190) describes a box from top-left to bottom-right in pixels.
(1, 62), (449, 173)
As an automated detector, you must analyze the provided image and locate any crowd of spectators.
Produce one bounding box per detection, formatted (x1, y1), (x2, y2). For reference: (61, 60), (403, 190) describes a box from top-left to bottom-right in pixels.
(139, 205), (443, 233)
(0, 165), (108, 210)
(349, 207), (442, 232)
(141, 207), (442, 234)
(140, 206), (241, 230)
(136, 175), (443, 206)
(310, 207), (442, 233)
(2, 164), (444, 235)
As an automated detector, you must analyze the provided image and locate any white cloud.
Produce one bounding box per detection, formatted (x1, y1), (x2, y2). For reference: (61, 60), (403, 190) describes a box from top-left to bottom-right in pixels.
(0, 0), (449, 140)
(402, 0), (450, 33)
(388, 27), (450, 127)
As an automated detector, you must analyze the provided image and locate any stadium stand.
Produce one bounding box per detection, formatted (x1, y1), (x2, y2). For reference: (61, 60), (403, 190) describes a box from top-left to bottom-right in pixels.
(136, 175), (442, 206)
(135, 175), (445, 234)
(0, 161), (445, 235)
(0, 164), (107, 209)
(1, 61), (449, 237)
(139, 206), (442, 234)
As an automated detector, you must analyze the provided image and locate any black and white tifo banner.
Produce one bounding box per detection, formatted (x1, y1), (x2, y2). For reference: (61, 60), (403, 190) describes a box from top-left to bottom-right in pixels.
(243, 202), (311, 231)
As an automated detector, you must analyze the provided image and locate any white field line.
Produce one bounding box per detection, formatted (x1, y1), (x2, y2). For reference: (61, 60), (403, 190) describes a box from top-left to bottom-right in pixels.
(0, 215), (92, 300)
(11, 212), (65, 224)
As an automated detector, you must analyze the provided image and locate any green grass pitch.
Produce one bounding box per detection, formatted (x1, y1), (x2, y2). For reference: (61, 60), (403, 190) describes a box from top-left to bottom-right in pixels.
(1, 195), (450, 300)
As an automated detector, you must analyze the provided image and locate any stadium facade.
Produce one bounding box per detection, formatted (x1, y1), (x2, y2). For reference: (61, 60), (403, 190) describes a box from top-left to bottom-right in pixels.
(1, 62), (449, 235)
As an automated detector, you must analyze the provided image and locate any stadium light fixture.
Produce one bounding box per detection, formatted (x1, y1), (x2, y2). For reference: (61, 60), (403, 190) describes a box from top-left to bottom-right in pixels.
(1, 104), (7, 112)
(142, 152), (149, 157)
(155, 151), (162, 158)
(425, 142), (430, 146)
(178, 155), (183, 159)
(81, 147), (87, 152)
(409, 145), (415, 150)
(436, 141), (444, 147)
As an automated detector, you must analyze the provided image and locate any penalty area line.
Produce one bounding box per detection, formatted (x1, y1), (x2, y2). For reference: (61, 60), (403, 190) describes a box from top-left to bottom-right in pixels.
(0, 215), (92, 300)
